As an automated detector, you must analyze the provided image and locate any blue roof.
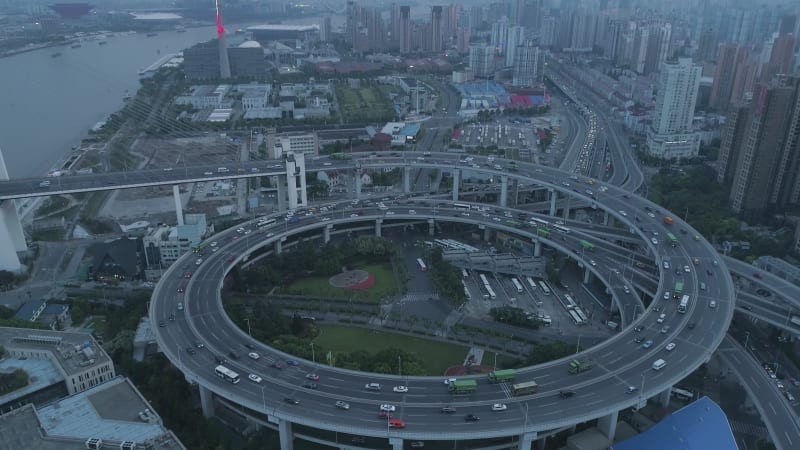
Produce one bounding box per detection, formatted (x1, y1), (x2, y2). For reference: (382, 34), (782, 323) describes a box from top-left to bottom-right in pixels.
(13, 299), (46, 321)
(613, 397), (737, 450)
(400, 123), (420, 136)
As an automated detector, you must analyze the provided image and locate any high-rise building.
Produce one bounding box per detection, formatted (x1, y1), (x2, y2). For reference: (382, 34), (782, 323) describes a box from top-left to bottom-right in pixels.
(510, 0), (524, 26)
(710, 44), (746, 112)
(646, 58), (702, 159)
(512, 41), (541, 87)
(320, 16), (332, 42)
(523, 0), (542, 30)
(505, 26), (526, 67)
(469, 6), (483, 30)
(430, 6), (443, 53)
(456, 27), (471, 54)
(643, 22), (671, 75)
(390, 3), (400, 47)
(399, 6), (411, 54)
(469, 44), (495, 78)
(716, 104), (752, 184)
(491, 18), (509, 54)
(630, 26), (649, 74)
(726, 76), (800, 219)
(760, 33), (796, 82)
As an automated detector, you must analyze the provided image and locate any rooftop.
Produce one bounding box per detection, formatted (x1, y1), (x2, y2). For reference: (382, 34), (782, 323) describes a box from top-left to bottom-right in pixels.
(0, 327), (110, 378)
(133, 317), (156, 346)
(247, 24), (318, 32)
(0, 357), (65, 406)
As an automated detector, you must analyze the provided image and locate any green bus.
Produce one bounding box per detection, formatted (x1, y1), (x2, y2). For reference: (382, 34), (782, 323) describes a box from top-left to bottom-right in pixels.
(579, 240), (595, 251)
(505, 220), (523, 228)
(448, 379), (477, 394)
(487, 369), (516, 383)
(537, 228), (551, 238)
(666, 232), (678, 247)
(193, 242), (209, 254)
(673, 281), (684, 299)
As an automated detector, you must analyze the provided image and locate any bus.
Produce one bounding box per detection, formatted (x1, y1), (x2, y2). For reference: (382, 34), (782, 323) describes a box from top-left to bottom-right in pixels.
(553, 224), (570, 234)
(671, 387), (694, 401)
(563, 294), (577, 308)
(791, 316), (800, 327)
(215, 365), (241, 384)
(512, 380), (539, 396)
(511, 278), (524, 293)
(453, 203), (472, 211)
(461, 268), (469, 279)
(479, 274), (490, 287)
(536, 228), (551, 238)
(538, 281), (551, 296)
(449, 379), (477, 394)
(193, 242), (208, 254)
(464, 286), (471, 300)
(579, 240), (595, 251)
(673, 281), (683, 299)
(568, 309), (584, 325)
(666, 232), (678, 247)
(257, 217), (276, 228)
(678, 295), (690, 313)
(416, 258), (427, 272)
(485, 285), (497, 300)
(526, 277), (537, 290)
(530, 217), (549, 227)
(505, 220), (524, 228)
(574, 306), (589, 323)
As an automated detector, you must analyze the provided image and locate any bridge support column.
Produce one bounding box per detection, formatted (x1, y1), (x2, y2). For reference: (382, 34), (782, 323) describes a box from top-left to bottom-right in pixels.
(658, 387), (671, 407)
(403, 168), (410, 193)
(483, 227), (491, 242)
(534, 239), (542, 257)
(518, 431), (537, 450)
(549, 189), (557, 216)
(583, 266), (591, 284)
(389, 437), (403, 450)
(452, 169), (460, 202)
(499, 176), (508, 207)
(597, 410), (618, 441)
(603, 211), (610, 226)
(278, 418), (294, 450)
(275, 240), (282, 255)
(324, 225), (331, 243)
(427, 219), (435, 237)
(172, 185), (184, 226)
(563, 203), (570, 220)
(375, 219), (382, 237)
(198, 385), (214, 418)
(277, 175), (287, 212)
(0, 201), (25, 271)
(537, 436), (547, 449)
(355, 169), (362, 199)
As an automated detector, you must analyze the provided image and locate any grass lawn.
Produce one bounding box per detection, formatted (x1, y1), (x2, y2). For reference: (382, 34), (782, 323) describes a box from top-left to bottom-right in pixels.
(314, 325), (469, 375)
(335, 85), (395, 123)
(282, 262), (397, 303)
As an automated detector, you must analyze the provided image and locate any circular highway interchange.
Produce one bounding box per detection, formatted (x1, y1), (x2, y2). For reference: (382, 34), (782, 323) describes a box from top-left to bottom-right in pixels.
(150, 152), (735, 448)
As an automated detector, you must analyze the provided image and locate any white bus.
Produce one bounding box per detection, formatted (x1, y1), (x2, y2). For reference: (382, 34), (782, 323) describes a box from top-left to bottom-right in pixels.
(526, 277), (537, 291)
(485, 284), (497, 300)
(416, 258), (428, 272)
(511, 278), (524, 294)
(530, 217), (549, 227)
(568, 309), (584, 325)
(215, 365), (241, 384)
(553, 224), (570, 234)
(453, 203), (472, 211)
(479, 273), (490, 287)
(256, 218), (276, 228)
(671, 387), (694, 401)
(461, 268), (469, 279)
(574, 306), (589, 323)
(563, 294), (577, 308)
(678, 295), (690, 313)
(538, 281), (552, 296)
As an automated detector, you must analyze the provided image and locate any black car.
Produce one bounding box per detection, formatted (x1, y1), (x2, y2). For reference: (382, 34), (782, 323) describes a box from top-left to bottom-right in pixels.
(559, 390), (576, 399)
(706, 269), (713, 276)
(302, 382), (318, 390)
(441, 406), (457, 414)
(284, 397), (300, 405)
(634, 336), (644, 343)
(158, 321), (166, 328)
(465, 414), (480, 422)
(228, 351), (240, 360)
(244, 343), (256, 350)
(633, 325), (644, 333)
(195, 341), (205, 349)
(185, 347), (196, 355)
(687, 322), (696, 330)
(215, 356), (227, 365)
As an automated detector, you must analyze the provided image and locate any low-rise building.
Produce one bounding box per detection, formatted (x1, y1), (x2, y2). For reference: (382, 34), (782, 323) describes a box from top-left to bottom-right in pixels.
(142, 214), (208, 280)
(87, 237), (140, 282)
(13, 300), (70, 330)
(175, 85), (233, 109)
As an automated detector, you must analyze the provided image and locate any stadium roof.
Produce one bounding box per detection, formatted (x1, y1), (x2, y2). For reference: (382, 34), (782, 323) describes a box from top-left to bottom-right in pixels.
(612, 397), (737, 450)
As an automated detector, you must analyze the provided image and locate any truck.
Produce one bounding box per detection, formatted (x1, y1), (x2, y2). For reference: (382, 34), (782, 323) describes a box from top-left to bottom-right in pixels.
(663, 216), (674, 225)
(568, 359), (594, 374)
(448, 379), (477, 394)
(487, 369), (516, 383)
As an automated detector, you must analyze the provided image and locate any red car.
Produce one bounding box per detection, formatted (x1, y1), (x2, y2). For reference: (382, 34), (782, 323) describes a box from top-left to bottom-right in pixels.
(753, 273), (764, 279)
(388, 419), (405, 429)
(177, 286), (185, 293)
(184, 272), (192, 279)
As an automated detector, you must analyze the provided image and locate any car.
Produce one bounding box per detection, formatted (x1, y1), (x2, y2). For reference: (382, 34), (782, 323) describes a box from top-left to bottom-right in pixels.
(642, 340), (654, 349)
(380, 404), (396, 412)
(409, 210), (417, 215)
(306, 373), (320, 381)
(185, 347), (196, 355)
(464, 414), (480, 422)
(666, 342), (676, 351)
(619, 210), (628, 217)
(663, 291), (671, 300)
(693, 258), (701, 265)
(559, 390), (576, 399)
(203, 171), (213, 175)
(410, 442), (424, 448)
(194, 341), (205, 349)
(284, 398), (299, 405)
(444, 378), (456, 385)
(158, 320), (166, 328)
(270, 362), (285, 369)
(251, 167), (259, 172)
(709, 300), (717, 309)
(177, 302), (183, 311)
(660, 325), (670, 334)
(634, 336), (644, 344)
(248, 352), (260, 360)
(176, 286), (185, 294)
(248, 374), (262, 383)
(441, 406), (457, 414)
(651, 237), (659, 245)
(590, 259), (597, 266)
(623, 286), (631, 294)
(168, 313), (175, 322)
(491, 403), (507, 411)
(365, 383), (382, 391)
(228, 351), (240, 360)
(302, 382), (318, 389)
(215, 356), (227, 365)
(393, 385), (408, 393)
(335, 401), (350, 410)
(633, 325), (644, 333)
(706, 269), (713, 276)
(753, 272), (764, 279)
(683, 265), (691, 273)
(653, 305), (663, 313)
(286, 359), (299, 366)
(712, 260), (719, 267)
(657, 314), (666, 323)
(195, 258), (203, 265)
(210, 241), (218, 247)
(378, 411), (394, 419)
(184, 272), (192, 279)
(163, 167), (173, 172)
(39, 180), (52, 188)
(647, 212), (655, 218)
(388, 419), (405, 429)
(687, 322), (696, 329)
(663, 261), (670, 269)
(626, 386), (638, 394)
(700, 282), (706, 290)
(244, 343), (256, 350)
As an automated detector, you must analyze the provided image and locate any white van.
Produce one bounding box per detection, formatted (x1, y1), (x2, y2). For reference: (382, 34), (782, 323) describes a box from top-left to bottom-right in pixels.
(652, 359), (667, 371)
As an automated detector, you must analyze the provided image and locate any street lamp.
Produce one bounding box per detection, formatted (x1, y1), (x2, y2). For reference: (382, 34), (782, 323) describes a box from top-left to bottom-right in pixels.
(744, 331), (750, 352)
(244, 318), (251, 336)
(310, 342), (316, 364)
(398, 355), (402, 378)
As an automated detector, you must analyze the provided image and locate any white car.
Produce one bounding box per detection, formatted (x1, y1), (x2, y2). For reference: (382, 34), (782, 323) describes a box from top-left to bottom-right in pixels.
(663, 291), (671, 300)
(386, 211), (396, 215)
(663, 260), (670, 269)
(195, 258), (203, 265)
(683, 265), (691, 273)
(210, 241), (218, 247)
(619, 210), (628, 217)
(380, 404), (396, 412)
(444, 378), (456, 385)
(589, 260), (597, 267)
(665, 342), (676, 351)
(248, 352), (260, 360)
(657, 313), (666, 323)
(248, 374), (262, 384)
(491, 403), (507, 411)
(203, 171), (213, 175)
(651, 237), (659, 245)
(393, 386), (408, 393)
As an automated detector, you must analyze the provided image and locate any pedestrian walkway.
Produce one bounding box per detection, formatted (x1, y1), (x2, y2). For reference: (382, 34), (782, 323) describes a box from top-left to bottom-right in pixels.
(399, 292), (439, 303)
(465, 347), (484, 366)
(727, 419), (767, 438)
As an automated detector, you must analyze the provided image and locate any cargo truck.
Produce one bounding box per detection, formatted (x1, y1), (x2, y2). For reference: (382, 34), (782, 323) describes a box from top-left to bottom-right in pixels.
(487, 369), (516, 383)
(568, 359), (594, 374)
(448, 379), (477, 394)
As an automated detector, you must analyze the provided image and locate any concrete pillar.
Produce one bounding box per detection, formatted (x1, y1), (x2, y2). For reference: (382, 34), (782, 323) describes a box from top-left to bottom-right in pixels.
(0, 203), (23, 272)
(276, 175), (287, 212)
(658, 387), (671, 407)
(537, 436), (547, 450)
(403, 167), (411, 193)
(452, 169), (460, 202)
(427, 218), (435, 237)
(563, 202), (569, 220)
(518, 431), (537, 450)
(172, 185), (184, 226)
(597, 410), (618, 441)
(483, 227), (491, 242)
(199, 385), (214, 417)
(499, 176), (508, 207)
(275, 240), (283, 255)
(389, 437), (403, 450)
(278, 418), (294, 450)
(583, 266), (591, 284)
(603, 211), (610, 226)
(375, 219), (382, 237)
(355, 170), (362, 199)
(549, 189), (557, 216)
(534, 239), (542, 257)
(323, 225), (331, 243)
